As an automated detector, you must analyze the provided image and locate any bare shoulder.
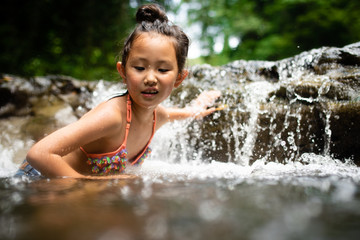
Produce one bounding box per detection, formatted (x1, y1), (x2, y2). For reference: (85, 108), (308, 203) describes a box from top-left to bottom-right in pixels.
(79, 96), (126, 133)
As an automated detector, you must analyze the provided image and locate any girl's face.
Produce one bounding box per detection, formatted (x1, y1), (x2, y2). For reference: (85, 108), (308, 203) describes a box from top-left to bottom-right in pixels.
(117, 33), (187, 110)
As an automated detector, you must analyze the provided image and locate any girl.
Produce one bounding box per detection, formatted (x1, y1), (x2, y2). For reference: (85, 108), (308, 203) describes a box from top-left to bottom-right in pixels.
(18, 4), (220, 179)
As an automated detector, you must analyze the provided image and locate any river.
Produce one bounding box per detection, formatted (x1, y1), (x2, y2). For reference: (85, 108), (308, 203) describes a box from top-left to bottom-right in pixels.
(1, 43), (360, 239)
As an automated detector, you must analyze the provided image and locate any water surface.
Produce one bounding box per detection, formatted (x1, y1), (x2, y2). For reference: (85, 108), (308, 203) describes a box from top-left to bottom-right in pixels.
(1, 149), (360, 240)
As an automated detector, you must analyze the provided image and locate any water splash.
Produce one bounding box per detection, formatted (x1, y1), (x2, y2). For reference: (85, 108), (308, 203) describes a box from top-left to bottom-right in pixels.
(74, 67), (360, 181)
(237, 81), (278, 165)
(1, 52), (359, 180)
(0, 118), (34, 177)
(323, 108), (332, 156)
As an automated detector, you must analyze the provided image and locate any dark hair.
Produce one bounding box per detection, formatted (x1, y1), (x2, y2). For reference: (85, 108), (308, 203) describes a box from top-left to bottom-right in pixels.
(121, 4), (189, 73)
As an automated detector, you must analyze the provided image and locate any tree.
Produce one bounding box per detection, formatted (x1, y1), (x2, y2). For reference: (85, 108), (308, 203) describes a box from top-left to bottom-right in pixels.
(184, 0), (360, 65)
(0, 0), (173, 80)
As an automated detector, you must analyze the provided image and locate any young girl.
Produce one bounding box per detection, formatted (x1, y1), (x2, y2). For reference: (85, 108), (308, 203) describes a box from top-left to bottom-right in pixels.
(17, 4), (220, 179)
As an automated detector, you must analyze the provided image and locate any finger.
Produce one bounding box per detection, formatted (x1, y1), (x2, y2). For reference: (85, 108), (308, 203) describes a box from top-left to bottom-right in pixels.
(195, 107), (217, 119)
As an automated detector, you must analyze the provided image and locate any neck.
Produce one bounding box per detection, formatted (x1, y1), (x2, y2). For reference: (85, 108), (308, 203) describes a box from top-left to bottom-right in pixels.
(130, 99), (156, 123)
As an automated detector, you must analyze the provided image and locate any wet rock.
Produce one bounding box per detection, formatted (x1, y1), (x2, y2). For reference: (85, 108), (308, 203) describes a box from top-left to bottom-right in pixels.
(0, 74), (94, 119)
(0, 74), (96, 140)
(181, 42), (360, 163)
(0, 85), (31, 117)
(328, 103), (360, 161)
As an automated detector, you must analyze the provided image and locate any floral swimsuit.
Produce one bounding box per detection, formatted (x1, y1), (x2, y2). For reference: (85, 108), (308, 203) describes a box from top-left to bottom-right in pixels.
(80, 93), (156, 175)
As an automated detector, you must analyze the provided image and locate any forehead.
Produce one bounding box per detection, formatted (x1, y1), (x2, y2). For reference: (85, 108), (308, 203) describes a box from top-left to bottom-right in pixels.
(133, 32), (175, 47)
(129, 33), (177, 62)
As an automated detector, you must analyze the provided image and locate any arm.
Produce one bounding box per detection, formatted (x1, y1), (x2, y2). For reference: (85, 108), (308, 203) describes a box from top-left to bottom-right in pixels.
(167, 90), (221, 121)
(156, 90), (221, 127)
(26, 102), (123, 178)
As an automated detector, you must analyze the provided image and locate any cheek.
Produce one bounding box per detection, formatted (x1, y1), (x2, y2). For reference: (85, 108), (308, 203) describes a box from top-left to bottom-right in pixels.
(162, 73), (178, 84)
(163, 78), (178, 94)
(125, 72), (141, 85)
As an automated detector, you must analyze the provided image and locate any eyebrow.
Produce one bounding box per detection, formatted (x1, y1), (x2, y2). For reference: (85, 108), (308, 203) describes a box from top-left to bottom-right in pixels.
(131, 58), (173, 65)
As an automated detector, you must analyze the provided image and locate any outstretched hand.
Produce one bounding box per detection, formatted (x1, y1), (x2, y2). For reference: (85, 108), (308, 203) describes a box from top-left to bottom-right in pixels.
(163, 90), (222, 123)
(189, 90), (222, 119)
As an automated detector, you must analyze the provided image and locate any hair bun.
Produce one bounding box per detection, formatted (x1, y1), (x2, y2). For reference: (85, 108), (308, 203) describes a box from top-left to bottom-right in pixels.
(136, 4), (168, 24)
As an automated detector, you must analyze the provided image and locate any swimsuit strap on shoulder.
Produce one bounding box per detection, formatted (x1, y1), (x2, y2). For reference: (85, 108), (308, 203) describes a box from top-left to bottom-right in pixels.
(126, 94), (131, 124)
(123, 94), (132, 148)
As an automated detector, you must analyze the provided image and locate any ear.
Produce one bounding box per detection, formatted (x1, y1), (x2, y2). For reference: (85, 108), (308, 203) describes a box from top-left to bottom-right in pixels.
(174, 70), (188, 88)
(116, 62), (126, 83)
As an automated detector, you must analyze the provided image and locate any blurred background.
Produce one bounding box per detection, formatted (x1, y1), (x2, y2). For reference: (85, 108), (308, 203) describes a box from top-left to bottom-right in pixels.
(1, 0), (359, 80)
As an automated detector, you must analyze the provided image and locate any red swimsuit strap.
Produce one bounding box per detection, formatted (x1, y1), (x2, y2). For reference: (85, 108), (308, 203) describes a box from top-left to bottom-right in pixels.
(122, 94), (132, 149)
(127, 95), (157, 165)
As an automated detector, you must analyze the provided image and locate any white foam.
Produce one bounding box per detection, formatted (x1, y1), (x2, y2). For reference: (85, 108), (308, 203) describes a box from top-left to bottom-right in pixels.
(127, 153), (360, 187)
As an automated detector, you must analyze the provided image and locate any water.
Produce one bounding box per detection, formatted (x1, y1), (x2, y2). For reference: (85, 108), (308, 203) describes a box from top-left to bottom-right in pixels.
(1, 160), (360, 240)
(1, 61), (360, 239)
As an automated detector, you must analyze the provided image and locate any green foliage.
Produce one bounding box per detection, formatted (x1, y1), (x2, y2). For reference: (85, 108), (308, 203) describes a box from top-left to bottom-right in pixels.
(185, 0), (360, 64)
(0, 0), (173, 80)
(0, 0), (359, 78)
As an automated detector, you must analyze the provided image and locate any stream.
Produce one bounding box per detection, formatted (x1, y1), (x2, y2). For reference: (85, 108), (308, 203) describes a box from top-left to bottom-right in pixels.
(1, 43), (360, 239)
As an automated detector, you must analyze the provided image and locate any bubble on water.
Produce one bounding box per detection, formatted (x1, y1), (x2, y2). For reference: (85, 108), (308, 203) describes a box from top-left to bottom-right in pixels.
(141, 182), (153, 199)
(120, 185), (132, 199)
(198, 200), (223, 221)
(98, 228), (132, 240)
(332, 180), (357, 202)
(251, 200), (322, 240)
(10, 192), (23, 204)
(0, 215), (19, 239)
(145, 214), (168, 239)
(134, 202), (149, 216)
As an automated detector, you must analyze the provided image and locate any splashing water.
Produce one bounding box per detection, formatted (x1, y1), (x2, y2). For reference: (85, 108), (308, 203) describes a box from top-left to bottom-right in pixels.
(1, 65), (359, 187)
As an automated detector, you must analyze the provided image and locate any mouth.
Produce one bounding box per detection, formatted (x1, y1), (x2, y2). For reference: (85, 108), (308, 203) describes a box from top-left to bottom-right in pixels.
(141, 89), (159, 95)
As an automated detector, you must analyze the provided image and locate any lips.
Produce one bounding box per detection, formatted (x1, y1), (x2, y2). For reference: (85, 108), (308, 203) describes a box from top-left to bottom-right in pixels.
(141, 88), (159, 95)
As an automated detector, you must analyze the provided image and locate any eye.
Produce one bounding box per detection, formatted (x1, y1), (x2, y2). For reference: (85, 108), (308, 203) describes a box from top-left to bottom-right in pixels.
(158, 68), (169, 73)
(134, 66), (145, 71)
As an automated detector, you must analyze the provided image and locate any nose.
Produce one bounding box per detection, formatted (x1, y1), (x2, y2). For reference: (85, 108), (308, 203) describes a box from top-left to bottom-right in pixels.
(144, 70), (157, 86)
